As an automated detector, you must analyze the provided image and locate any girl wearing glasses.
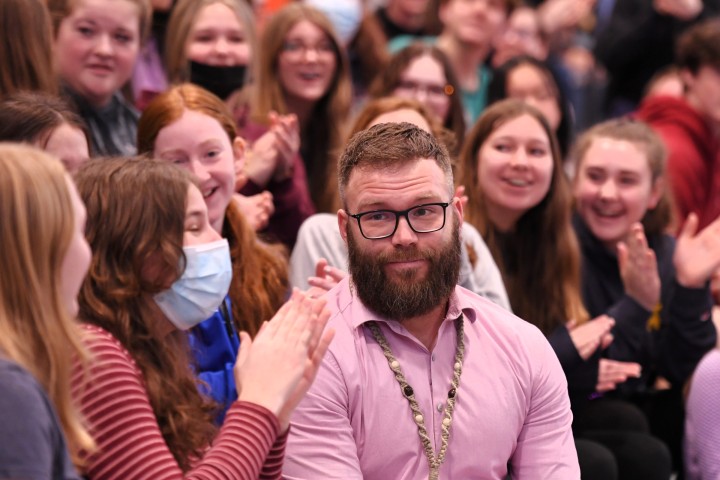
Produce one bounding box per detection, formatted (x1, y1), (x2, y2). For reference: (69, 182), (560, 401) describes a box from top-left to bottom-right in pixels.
(369, 43), (465, 153)
(234, 4), (352, 217)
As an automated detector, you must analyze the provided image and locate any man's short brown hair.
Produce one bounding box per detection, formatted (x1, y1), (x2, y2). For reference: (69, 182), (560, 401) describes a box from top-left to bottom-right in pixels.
(676, 19), (720, 74)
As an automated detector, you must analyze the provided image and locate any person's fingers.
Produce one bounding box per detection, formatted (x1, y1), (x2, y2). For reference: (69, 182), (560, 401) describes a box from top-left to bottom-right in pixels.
(324, 265), (347, 282)
(617, 241), (629, 272)
(679, 212), (699, 241)
(314, 258), (329, 278)
(307, 276), (337, 292)
(600, 332), (614, 350)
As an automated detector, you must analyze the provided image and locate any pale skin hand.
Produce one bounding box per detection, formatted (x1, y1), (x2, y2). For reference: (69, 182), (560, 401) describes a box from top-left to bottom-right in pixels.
(596, 358), (642, 392)
(234, 290), (334, 431)
(231, 191), (274, 231)
(243, 112), (300, 188)
(654, 0), (702, 20)
(617, 223), (661, 311)
(567, 315), (615, 361)
(674, 213), (720, 288)
(306, 257), (348, 297)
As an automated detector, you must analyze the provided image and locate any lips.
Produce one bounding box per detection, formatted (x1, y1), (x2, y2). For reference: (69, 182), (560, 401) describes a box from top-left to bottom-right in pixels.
(86, 64), (114, 75)
(591, 203), (624, 219)
(504, 177), (531, 187)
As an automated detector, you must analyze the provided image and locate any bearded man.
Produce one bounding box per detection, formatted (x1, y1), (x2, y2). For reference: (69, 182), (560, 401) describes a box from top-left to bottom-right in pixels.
(282, 122), (579, 479)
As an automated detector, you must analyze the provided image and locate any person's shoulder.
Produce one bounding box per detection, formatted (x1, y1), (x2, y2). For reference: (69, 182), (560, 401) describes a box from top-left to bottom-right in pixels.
(0, 358), (54, 427)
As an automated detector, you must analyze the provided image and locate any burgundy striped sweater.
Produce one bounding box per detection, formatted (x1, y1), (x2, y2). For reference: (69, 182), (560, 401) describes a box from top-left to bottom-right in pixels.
(71, 324), (287, 479)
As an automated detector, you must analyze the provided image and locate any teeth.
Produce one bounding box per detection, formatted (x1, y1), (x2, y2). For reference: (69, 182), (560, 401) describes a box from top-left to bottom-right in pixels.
(300, 73), (320, 80)
(593, 206), (622, 217)
(506, 178), (529, 186)
(203, 189), (214, 198)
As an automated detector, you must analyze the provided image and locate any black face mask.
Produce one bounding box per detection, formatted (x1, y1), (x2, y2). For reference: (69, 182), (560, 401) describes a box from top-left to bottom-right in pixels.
(189, 61), (247, 100)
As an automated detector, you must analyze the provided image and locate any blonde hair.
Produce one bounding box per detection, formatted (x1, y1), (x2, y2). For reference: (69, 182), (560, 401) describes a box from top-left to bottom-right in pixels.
(165, 0), (257, 84)
(0, 143), (94, 464)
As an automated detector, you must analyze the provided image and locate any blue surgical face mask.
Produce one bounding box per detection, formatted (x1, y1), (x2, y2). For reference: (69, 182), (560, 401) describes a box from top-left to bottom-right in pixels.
(304, 0), (363, 46)
(154, 239), (233, 330)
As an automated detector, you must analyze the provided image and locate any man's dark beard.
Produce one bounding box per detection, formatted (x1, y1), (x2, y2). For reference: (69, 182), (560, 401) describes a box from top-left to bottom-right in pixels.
(347, 219), (461, 321)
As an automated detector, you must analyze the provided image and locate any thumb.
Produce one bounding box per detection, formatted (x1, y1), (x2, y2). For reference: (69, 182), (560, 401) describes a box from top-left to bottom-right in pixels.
(236, 331), (253, 369)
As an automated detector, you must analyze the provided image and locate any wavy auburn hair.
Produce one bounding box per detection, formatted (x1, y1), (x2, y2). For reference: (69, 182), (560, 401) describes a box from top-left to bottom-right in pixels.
(0, 144), (94, 464)
(138, 84), (288, 336)
(75, 158), (216, 471)
(458, 99), (588, 334)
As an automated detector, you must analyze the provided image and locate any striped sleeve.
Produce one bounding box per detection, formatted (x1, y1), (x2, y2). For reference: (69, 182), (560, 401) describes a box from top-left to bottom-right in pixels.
(71, 324), (283, 480)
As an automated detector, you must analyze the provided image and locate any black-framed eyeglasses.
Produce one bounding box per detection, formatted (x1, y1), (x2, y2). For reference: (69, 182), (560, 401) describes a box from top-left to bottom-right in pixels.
(347, 202), (451, 240)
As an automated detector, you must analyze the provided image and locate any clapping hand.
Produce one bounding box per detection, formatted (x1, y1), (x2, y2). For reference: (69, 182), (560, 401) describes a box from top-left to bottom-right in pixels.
(234, 289), (334, 431)
(617, 223), (661, 311)
(232, 191), (274, 231)
(597, 359), (642, 392)
(567, 315), (615, 360)
(674, 213), (720, 288)
(306, 258), (347, 298)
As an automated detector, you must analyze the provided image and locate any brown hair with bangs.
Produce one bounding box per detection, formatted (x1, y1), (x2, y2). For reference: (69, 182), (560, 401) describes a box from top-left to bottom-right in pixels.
(251, 3), (352, 212)
(75, 157), (217, 471)
(137, 83), (288, 337)
(458, 99), (588, 334)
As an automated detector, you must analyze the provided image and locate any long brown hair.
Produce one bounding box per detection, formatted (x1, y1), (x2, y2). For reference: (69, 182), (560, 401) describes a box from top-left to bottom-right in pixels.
(0, 0), (58, 97)
(137, 84), (288, 337)
(251, 4), (352, 212)
(458, 99), (588, 334)
(75, 158), (217, 471)
(369, 43), (465, 151)
(0, 144), (94, 464)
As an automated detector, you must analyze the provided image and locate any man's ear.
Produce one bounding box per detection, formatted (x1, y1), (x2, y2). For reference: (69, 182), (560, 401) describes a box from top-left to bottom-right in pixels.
(338, 209), (349, 244)
(452, 196), (464, 227)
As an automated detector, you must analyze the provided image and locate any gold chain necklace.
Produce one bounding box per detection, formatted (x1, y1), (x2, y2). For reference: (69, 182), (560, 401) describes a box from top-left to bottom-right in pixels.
(366, 316), (465, 480)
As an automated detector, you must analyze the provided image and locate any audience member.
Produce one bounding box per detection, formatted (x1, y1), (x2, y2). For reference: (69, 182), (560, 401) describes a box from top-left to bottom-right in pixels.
(487, 55), (573, 159)
(290, 96), (510, 311)
(73, 157), (333, 478)
(0, 144), (93, 478)
(685, 347), (720, 480)
(369, 43), (466, 151)
(571, 118), (719, 474)
(48, 0), (151, 156)
(436, 0), (514, 124)
(283, 122), (579, 478)
(0, 92), (90, 172)
(242, 4), (352, 214)
(138, 84), (290, 339)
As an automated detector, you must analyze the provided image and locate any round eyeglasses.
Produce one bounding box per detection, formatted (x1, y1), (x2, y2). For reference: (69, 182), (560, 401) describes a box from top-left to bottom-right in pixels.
(347, 202), (451, 240)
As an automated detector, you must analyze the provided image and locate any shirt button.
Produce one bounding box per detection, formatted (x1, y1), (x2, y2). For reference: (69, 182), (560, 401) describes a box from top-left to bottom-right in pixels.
(437, 402), (444, 412)
(431, 353), (436, 362)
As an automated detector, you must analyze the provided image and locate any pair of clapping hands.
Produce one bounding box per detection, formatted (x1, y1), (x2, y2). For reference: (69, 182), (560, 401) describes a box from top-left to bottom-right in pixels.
(235, 289), (334, 431)
(567, 213), (720, 392)
(233, 112), (300, 231)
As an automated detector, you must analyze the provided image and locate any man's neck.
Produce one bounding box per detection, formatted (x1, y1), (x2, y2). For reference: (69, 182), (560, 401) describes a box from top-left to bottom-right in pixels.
(384, 3), (425, 32)
(400, 302), (448, 351)
(436, 34), (489, 92)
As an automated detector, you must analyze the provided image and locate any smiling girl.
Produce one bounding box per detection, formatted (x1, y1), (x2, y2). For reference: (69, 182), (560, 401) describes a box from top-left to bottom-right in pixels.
(572, 118), (720, 471)
(48, 0), (151, 156)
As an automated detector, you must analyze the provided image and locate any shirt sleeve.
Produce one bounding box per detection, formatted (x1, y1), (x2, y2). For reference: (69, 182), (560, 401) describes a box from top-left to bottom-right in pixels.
(511, 333), (581, 479)
(72, 327), (282, 480)
(283, 351), (363, 479)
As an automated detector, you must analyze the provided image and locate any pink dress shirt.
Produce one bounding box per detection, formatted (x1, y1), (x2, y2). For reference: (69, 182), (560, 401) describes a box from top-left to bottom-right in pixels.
(283, 278), (580, 479)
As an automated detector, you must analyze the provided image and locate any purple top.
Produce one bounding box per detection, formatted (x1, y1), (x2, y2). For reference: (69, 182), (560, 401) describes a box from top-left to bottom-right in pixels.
(685, 348), (720, 480)
(283, 277), (580, 479)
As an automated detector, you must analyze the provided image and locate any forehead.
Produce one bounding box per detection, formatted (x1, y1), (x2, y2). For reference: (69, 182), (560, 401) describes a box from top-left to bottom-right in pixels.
(68, 0), (141, 26)
(192, 2), (243, 30)
(486, 113), (549, 142)
(403, 55), (445, 80)
(345, 158), (449, 209)
(582, 137), (650, 174)
(285, 19), (328, 40)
